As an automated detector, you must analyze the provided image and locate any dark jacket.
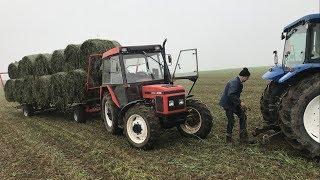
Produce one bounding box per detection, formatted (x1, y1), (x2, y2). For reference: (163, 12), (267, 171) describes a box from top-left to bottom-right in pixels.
(219, 77), (243, 111)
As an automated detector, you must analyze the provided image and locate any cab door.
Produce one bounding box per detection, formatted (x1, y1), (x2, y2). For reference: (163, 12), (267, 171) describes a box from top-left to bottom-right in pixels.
(172, 49), (199, 95)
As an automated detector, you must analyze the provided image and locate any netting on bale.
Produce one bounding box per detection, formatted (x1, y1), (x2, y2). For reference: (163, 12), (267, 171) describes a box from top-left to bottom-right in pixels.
(8, 62), (20, 79)
(51, 72), (73, 108)
(14, 79), (24, 103)
(19, 54), (39, 76)
(64, 44), (83, 71)
(34, 54), (52, 76)
(51, 49), (65, 73)
(34, 75), (51, 107)
(21, 76), (36, 104)
(67, 69), (87, 103)
(4, 79), (15, 102)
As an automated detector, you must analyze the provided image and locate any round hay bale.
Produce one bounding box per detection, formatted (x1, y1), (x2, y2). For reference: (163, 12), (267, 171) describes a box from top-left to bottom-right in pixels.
(67, 69), (87, 103)
(14, 78), (24, 103)
(51, 49), (65, 73)
(21, 76), (36, 104)
(80, 39), (116, 69)
(4, 79), (15, 102)
(64, 44), (82, 71)
(34, 75), (51, 107)
(8, 62), (20, 79)
(51, 72), (72, 107)
(18, 54), (39, 76)
(111, 40), (121, 47)
(34, 54), (52, 76)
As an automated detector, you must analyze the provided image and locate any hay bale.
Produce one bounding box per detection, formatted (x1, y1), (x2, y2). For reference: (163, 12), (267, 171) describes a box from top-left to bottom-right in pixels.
(4, 79), (15, 102)
(111, 40), (121, 47)
(34, 75), (51, 107)
(51, 49), (65, 73)
(34, 54), (52, 76)
(67, 69), (87, 103)
(14, 78), (24, 103)
(8, 62), (20, 79)
(51, 72), (73, 107)
(64, 44), (83, 71)
(21, 76), (36, 104)
(19, 54), (39, 76)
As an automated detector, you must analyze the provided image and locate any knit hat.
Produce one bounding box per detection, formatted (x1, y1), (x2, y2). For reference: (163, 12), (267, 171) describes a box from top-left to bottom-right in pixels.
(239, 67), (251, 77)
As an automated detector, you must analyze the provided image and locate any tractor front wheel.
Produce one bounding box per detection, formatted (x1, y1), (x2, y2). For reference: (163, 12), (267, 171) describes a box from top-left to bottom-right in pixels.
(124, 104), (160, 150)
(102, 94), (122, 135)
(73, 105), (86, 123)
(177, 99), (213, 139)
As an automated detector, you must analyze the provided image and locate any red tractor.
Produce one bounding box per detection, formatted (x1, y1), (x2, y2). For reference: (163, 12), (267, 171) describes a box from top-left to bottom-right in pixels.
(79, 40), (213, 149)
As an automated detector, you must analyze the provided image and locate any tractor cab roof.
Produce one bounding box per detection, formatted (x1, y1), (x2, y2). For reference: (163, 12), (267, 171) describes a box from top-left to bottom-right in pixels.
(284, 13), (320, 32)
(102, 45), (162, 59)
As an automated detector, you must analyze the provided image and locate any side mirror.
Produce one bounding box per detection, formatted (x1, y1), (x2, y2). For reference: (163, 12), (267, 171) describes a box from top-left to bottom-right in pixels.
(273, 50), (278, 65)
(167, 54), (172, 65)
(281, 32), (285, 40)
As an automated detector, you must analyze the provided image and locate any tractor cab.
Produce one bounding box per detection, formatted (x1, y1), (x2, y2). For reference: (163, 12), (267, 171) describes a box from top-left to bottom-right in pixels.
(263, 14), (320, 83)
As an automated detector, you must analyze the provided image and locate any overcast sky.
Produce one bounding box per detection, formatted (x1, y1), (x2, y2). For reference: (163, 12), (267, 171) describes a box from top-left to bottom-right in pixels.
(0, 0), (318, 75)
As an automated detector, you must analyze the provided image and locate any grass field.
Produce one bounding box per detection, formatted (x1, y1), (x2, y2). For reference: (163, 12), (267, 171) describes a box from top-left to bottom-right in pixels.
(0, 67), (319, 179)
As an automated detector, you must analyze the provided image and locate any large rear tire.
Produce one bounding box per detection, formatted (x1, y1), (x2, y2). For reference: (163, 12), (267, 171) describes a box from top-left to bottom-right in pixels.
(177, 99), (213, 139)
(102, 94), (122, 135)
(279, 74), (320, 157)
(124, 104), (160, 150)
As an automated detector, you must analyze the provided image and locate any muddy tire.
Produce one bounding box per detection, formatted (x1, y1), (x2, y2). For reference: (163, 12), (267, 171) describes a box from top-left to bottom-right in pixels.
(73, 105), (86, 123)
(279, 73), (320, 157)
(124, 104), (160, 150)
(102, 94), (122, 135)
(260, 81), (286, 125)
(22, 104), (34, 117)
(177, 99), (213, 139)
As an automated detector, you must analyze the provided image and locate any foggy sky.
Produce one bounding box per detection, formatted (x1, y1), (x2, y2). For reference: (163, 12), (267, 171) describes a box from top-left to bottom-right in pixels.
(0, 0), (318, 76)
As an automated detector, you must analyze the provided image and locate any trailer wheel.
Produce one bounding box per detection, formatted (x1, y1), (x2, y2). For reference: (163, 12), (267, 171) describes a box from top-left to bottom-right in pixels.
(124, 103), (160, 150)
(102, 94), (122, 135)
(177, 99), (213, 139)
(73, 105), (86, 123)
(279, 73), (320, 157)
(22, 105), (34, 117)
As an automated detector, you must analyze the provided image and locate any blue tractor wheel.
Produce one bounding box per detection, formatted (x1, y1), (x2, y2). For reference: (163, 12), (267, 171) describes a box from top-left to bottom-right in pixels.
(279, 73), (320, 157)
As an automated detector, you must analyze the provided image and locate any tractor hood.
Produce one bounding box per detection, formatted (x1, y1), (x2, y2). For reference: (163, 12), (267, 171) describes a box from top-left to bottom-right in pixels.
(142, 84), (185, 98)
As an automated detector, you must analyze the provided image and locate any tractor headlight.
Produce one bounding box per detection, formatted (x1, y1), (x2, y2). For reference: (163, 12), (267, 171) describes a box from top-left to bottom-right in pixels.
(178, 99), (184, 105)
(169, 100), (175, 107)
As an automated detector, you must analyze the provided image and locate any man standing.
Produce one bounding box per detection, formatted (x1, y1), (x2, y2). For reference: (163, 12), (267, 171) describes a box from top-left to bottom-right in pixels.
(219, 68), (252, 143)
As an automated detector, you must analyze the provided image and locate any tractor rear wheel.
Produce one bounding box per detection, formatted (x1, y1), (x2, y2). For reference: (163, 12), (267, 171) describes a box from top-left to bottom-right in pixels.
(124, 104), (160, 150)
(177, 99), (213, 139)
(279, 74), (320, 157)
(102, 94), (122, 135)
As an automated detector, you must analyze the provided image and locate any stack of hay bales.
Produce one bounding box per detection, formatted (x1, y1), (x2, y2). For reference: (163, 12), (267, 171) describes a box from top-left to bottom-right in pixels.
(4, 39), (120, 108)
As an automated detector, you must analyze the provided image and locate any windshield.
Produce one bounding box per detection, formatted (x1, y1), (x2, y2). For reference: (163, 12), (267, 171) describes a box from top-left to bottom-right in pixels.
(283, 25), (307, 67)
(123, 52), (164, 83)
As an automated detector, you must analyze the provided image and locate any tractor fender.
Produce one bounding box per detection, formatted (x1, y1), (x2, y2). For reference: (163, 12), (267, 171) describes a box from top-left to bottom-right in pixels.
(118, 100), (145, 120)
(278, 63), (320, 83)
(262, 65), (285, 81)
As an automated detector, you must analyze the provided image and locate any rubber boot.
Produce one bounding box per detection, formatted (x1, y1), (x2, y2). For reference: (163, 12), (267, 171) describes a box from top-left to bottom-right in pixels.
(239, 130), (255, 144)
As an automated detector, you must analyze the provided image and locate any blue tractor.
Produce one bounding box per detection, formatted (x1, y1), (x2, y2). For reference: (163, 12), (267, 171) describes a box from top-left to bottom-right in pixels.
(257, 14), (320, 157)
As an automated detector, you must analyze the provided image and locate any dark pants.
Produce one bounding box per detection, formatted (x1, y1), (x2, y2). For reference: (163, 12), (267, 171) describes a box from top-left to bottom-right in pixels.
(225, 108), (247, 137)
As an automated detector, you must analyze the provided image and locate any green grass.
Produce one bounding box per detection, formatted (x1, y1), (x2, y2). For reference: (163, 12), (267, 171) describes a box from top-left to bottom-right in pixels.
(0, 67), (319, 179)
